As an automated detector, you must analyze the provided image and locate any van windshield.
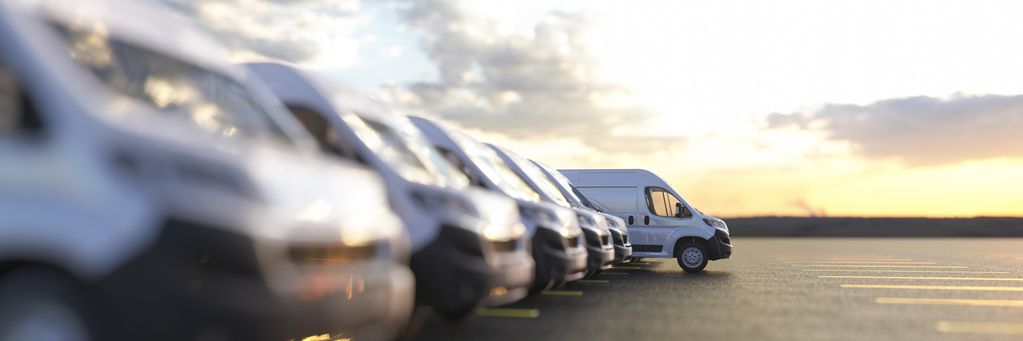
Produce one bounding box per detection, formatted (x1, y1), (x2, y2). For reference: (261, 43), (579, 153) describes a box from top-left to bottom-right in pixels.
(344, 113), (469, 188)
(445, 128), (541, 202)
(535, 161), (587, 208)
(55, 23), (294, 145)
(498, 148), (572, 207)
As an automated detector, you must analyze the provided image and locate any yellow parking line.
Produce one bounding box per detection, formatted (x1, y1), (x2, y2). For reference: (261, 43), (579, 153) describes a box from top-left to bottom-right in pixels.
(843, 284), (1023, 292)
(936, 321), (1023, 335)
(822, 275), (1023, 281)
(475, 308), (540, 318)
(876, 297), (1023, 307)
(816, 261), (936, 265)
(542, 290), (583, 297)
(576, 279), (610, 284)
(826, 258), (914, 261)
(803, 269), (1009, 274)
(796, 265), (968, 268)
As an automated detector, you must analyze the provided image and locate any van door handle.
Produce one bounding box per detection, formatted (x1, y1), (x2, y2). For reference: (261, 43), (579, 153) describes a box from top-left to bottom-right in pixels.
(643, 216), (650, 225)
(627, 216), (634, 225)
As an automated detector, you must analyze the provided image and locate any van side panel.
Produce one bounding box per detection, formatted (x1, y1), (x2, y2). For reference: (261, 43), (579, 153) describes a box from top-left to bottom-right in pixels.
(575, 187), (637, 214)
(577, 171), (637, 187)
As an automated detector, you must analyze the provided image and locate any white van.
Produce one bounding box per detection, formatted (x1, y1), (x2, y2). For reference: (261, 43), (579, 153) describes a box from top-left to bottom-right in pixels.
(560, 169), (732, 272)
(248, 63), (534, 316)
(410, 116), (598, 288)
(0, 0), (413, 339)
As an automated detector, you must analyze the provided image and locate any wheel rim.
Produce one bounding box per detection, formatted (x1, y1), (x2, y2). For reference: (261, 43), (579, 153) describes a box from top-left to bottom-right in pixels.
(2, 300), (89, 341)
(682, 247), (704, 268)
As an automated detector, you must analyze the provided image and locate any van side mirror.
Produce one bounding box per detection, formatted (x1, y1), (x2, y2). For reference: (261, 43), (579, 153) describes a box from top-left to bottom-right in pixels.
(675, 203), (692, 218)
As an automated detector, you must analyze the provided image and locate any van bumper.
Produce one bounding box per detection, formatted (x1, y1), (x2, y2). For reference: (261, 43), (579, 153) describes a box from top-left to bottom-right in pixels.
(482, 242), (534, 306)
(583, 229), (615, 272)
(410, 224), (491, 317)
(532, 229), (588, 289)
(707, 229), (733, 260)
(609, 229), (632, 263)
(97, 219), (415, 341)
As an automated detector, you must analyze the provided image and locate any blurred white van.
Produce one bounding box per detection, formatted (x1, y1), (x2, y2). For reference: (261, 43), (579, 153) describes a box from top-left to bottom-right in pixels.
(411, 117), (597, 289)
(486, 144), (622, 272)
(0, 0), (413, 339)
(248, 63), (534, 316)
(560, 169), (732, 272)
(530, 160), (633, 264)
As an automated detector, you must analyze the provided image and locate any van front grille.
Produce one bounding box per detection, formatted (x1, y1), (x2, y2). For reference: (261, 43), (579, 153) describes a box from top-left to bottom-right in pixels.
(490, 239), (518, 253)
(601, 235), (610, 246)
(566, 236), (580, 248)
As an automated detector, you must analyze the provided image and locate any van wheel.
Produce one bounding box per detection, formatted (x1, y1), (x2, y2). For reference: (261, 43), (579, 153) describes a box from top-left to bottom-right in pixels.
(676, 242), (708, 273)
(0, 269), (97, 341)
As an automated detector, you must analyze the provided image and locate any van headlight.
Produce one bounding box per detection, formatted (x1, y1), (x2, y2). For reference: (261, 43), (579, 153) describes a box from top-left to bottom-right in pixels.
(521, 204), (573, 238)
(703, 218), (728, 232)
(576, 213), (597, 230)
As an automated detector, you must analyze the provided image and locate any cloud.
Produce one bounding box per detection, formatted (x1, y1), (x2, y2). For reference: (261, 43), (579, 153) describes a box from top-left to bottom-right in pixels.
(386, 0), (680, 152)
(768, 94), (1023, 165)
(158, 0), (367, 68)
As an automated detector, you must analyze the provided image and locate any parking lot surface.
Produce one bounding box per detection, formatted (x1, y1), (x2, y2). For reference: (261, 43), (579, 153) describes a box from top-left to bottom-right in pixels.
(413, 238), (1023, 340)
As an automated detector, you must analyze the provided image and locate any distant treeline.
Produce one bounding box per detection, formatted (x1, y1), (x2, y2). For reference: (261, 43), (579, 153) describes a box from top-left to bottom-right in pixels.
(724, 217), (1023, 237)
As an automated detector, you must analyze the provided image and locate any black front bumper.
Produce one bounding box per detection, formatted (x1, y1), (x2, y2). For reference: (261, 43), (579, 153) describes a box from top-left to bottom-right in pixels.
(707, 229), (733, 260)
(410, 224), (491, 316)
(609, 229), (633, 263)
(96, 219), (407, 341)
(583, 229), (614, 271)
(531, 228), (588, 290)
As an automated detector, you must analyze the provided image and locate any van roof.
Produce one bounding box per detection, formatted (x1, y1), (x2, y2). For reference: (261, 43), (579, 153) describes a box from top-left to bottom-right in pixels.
(245, 62), (399, 123)
(12, 0), (240, 78)
(559, 169), (665, 188)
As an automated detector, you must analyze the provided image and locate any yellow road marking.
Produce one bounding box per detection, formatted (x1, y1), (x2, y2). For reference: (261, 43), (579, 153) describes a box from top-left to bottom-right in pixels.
(843, 284), (1023, 292)
(803, 269), (1009, 274)
(542, 290), (583, 297)
(936, 321), (1023, 335)
(826, 258), (914, 261)
(576, 279), (610, 284)
(796, 265), (968, 268)
(816, 261), (936, 265)
(876, 297), (1023, 307)
(475, 308), (540, 318)
(822, 275), (1023, 281)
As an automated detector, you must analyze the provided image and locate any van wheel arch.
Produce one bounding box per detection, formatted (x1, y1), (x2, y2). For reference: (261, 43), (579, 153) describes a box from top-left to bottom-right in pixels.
(0, 261), (106, 340)
(672, 236), (709, 258)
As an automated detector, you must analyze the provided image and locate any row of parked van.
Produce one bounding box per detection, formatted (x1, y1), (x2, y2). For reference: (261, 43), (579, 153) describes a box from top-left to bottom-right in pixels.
(0, 0), (732, 340)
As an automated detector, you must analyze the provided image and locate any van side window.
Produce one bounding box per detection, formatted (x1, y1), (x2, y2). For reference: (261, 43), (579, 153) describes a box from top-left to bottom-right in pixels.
(285, 104), (361, 159)
(646, 187), (682, 217)
(438, 147), (480, 186)
(0, 62), (44, 137)
(286, 105), (330, 147)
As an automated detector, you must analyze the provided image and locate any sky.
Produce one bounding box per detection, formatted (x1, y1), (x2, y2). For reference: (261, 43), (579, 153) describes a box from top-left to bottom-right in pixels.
(161, 0), (1023, 217)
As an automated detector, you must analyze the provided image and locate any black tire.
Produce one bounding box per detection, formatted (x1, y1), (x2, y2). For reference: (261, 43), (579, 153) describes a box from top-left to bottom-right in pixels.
(675, 242), (708, 273)
(0, 268), (99, 341)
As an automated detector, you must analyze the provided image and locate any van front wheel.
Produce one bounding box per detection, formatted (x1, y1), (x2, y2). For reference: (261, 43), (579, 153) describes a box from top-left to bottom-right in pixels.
(676, 242), (708, 273)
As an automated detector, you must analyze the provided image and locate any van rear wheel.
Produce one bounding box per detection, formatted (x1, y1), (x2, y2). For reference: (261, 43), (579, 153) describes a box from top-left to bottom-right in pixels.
(676, 242), (708, 273)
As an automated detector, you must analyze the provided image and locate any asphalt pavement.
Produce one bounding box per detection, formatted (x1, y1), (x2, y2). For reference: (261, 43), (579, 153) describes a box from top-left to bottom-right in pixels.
(411, 238), (1023, 340)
